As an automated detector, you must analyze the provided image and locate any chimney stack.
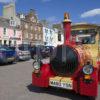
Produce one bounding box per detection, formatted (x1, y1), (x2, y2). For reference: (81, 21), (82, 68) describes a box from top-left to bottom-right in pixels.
(63, 13), (71, 45)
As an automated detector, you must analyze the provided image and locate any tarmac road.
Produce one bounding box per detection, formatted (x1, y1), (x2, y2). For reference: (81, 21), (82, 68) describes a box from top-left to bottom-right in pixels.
(0, 60), (100, 100)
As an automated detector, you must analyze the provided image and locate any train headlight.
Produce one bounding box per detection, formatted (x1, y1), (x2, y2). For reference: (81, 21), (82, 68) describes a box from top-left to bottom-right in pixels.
(83, 65), (93, 75)
(33, 61), (40, 70)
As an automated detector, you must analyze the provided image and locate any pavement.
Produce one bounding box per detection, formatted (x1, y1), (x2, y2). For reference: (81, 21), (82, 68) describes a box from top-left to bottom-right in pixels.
(0, 60), (100, 100)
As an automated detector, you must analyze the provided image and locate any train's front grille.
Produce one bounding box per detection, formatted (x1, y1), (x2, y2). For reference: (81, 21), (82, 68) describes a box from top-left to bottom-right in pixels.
(50, 45), (79, 76)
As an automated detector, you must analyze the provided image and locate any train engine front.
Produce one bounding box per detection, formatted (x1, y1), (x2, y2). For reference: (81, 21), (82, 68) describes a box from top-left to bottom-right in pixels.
(32, 13), (99, 98)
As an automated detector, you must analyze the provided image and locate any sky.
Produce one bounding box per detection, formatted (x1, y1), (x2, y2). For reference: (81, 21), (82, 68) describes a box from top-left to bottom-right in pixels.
(0, 0), (100, 24)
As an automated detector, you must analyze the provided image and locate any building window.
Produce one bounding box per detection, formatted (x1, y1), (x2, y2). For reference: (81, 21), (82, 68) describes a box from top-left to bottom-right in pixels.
(45, 37), (48, 41)
(4, 40), (7, 45)
(30, 33), (33, 39)
(31, 26), (33, 30)
(25, 24), (28, 29)
(40, 27), (42, 32)
(25, 33), (28, 38)
(9, 41), (11, 46)
(50, 30), (52, 34)
(35, 34), (38, 39)
(34, 27), (37, 31)
(50, 36), (53, 41)
(58, 34), (61, 41)
(44, 42), (47, 45)
(14, 41), (16, 46)
(45, 29), (48, 33)
(35, 26), (38, 31)
(10, 17), (16, 26)
(4, 28), (6, 35)
(14, 29), (16, 36)
(10, 21), (16, 26)
(38, 27), (41, 32)
(39, 35), (41, 40)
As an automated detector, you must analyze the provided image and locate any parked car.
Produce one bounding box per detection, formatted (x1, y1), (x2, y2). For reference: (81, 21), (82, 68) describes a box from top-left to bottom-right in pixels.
(30, 45), (54, 59)
(30, 45), (42, 59)
(0, 45), (16, 64)
(9, 44), (31, 61)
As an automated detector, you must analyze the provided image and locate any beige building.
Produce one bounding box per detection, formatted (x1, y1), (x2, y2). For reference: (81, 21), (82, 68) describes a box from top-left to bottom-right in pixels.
(18, 9), (43, 45)
(3, 2), (43, 46)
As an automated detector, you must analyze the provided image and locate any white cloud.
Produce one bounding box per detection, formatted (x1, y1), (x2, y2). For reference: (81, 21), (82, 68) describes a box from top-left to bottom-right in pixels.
(0, 0), (16, 3)
(42, 0), (51, 2)
(47, 16), (58, 23)
(81, 8), (100, 18)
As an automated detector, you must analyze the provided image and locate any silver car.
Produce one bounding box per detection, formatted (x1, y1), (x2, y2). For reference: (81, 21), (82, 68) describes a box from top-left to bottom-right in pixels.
(10, 45), (31, 61)
(17, 45), (31, 61)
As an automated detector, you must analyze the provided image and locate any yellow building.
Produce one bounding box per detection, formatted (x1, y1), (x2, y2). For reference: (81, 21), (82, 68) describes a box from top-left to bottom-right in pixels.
(71, 23), (100, 36)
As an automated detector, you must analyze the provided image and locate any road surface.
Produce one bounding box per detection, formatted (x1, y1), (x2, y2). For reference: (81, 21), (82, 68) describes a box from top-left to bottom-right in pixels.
(0, 60), (100, 100)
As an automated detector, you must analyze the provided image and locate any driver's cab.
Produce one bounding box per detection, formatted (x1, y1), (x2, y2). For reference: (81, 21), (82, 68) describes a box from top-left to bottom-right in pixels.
(75, 32), (99, 66)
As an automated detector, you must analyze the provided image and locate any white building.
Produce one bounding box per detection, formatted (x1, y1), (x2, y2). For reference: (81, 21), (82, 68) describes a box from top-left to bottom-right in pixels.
(54, 28), (64, 46)
(43, 27), (64, 47)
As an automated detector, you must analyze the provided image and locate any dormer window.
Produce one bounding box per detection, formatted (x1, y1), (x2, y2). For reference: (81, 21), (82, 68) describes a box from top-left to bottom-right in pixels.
(30, 16), (37, 22)
(10, 17), (16, 27)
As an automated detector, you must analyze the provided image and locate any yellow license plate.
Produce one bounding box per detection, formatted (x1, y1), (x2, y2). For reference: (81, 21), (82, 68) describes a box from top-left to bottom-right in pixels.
(49, 77), (73, 90)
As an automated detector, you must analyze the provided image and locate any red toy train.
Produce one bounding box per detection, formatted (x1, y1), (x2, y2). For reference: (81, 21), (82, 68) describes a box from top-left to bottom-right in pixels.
(32, 13), (100, 99)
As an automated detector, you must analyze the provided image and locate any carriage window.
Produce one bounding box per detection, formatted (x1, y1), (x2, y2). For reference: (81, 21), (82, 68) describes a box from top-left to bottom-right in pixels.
(82, 36), (95, 44)
(76, 34), (96, 44)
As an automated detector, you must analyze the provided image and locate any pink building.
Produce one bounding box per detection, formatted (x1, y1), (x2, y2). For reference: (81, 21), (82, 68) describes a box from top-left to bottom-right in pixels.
(0, 17), (22, 46)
